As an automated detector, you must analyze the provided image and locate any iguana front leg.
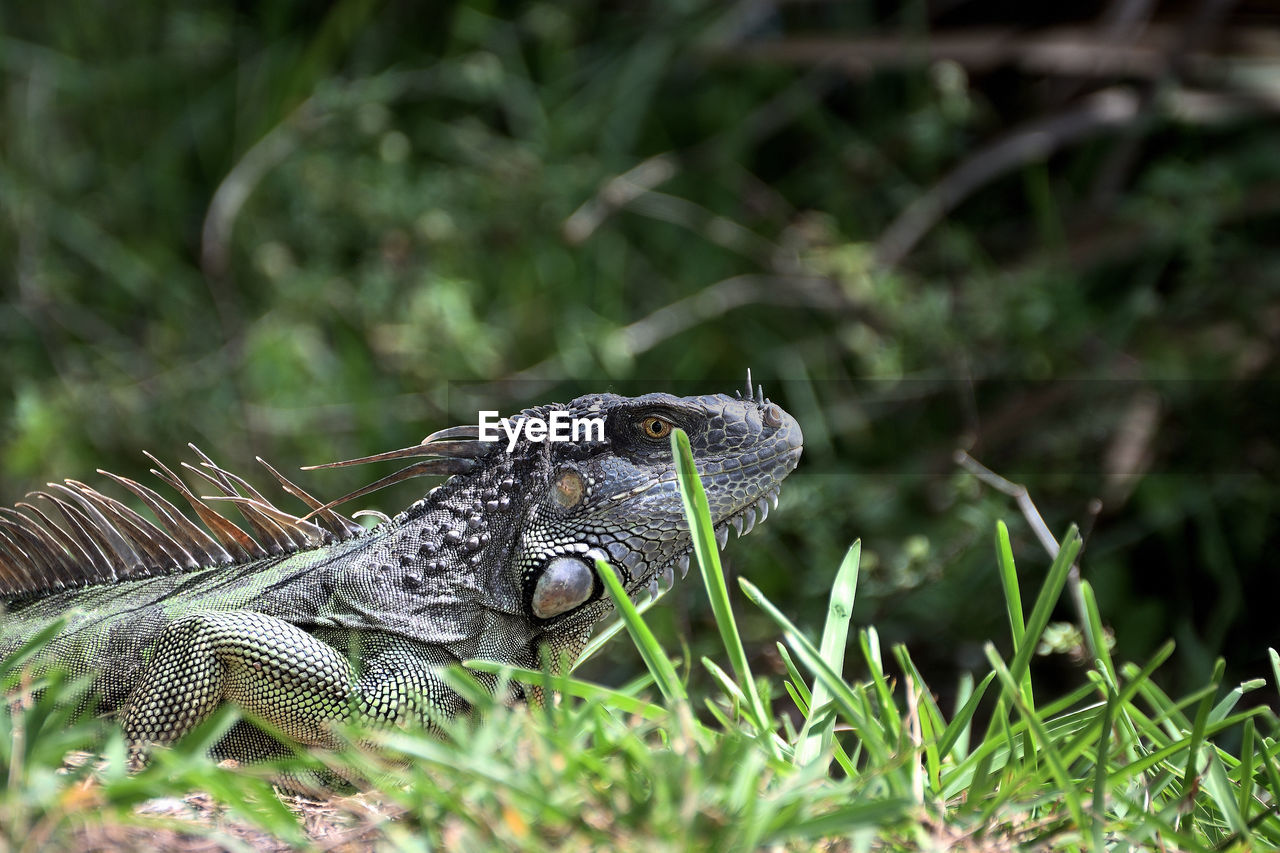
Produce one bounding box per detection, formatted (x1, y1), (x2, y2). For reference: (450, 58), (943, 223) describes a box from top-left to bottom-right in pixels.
(121, 611), (459, 757)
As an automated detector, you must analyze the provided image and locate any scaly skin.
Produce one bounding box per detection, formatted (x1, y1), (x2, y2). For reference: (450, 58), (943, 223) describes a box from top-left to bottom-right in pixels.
(0, 389), (802, 770)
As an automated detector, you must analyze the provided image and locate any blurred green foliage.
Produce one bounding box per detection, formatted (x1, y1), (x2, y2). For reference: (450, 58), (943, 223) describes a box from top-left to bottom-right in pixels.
(2, 0), (1277, 704)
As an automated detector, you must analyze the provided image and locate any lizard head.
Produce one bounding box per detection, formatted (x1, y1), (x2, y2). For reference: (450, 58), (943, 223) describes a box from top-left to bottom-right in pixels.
(309, 380), (801, 667)
(510, 383), (803, 637)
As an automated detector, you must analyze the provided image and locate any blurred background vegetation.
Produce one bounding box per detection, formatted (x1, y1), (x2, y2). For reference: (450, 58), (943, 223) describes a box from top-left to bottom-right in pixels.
(2, 1), (1276, 709)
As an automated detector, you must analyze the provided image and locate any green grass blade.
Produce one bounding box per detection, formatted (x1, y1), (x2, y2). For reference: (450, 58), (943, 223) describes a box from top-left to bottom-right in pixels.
(572, 593), (661, 671)
(1045, 640), (1176, 773)
(1078, 579), (1118, 687)
(994, 521), (1033, 708)
(982, 525), (1082, 746)
(941, 672), (982, 761)
(984, 642), (1088, 833)
(935, 672), (999, 783)
(740, 577), (891, 769)
(893, 645), (946, 746)
(1006, 525), (1081, 701)
(702, 656), (749, 710)
(1209, 677), (1266, 724)
(0, 616), (68, 688)
(795, 539), (860, 765)
(1203, 745), (1249, 838)
(1270, 648), (1280, 706)
(1110, 708), (1270, 784)
(893, 644), (947, 794)
(1179, 657), (1225, 834)
(671, 428), (776, 753)
(1237, 717), (1257, 829)
(1256, 741), (1280, 829)
(860, 627), (901, 746)
(594, 557), (688, 707)
(776, 642), (812, 710)
(1091, 685), (1116, 851)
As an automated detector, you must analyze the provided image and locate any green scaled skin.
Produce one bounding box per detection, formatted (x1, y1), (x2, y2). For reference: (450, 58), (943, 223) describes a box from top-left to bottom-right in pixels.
(0, 385), (802, 772)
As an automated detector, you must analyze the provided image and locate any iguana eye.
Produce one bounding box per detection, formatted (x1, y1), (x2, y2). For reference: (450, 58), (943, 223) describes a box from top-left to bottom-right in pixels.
(531, 556), (594, 619)
(638, 416), (673, 440)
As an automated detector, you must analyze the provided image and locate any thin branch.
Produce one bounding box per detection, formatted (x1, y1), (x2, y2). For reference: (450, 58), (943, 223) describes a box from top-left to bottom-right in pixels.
(1089, 0), (1239, 206)
(563, 155), (678, 245)
(562, 70), (836, 245)
(1040, 0), (1157, 106)
(874, 88), (1141, 268)
(616, 274), (846, 354)
(718, 23), (1276, 80)
(200, 68), (445, 283)
(954, 450), (1062, 559)
(953, 450), (1097, 661)
(499, 274), (852, 395)
(200, 98), (328, 283)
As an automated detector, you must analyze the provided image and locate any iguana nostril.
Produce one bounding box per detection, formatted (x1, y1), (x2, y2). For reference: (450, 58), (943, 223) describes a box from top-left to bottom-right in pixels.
(763, 404), (784, 428)
(531, 556), (594, 619)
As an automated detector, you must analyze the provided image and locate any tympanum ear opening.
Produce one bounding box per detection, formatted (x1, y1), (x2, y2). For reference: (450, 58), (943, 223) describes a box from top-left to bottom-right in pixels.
(551, 468), (584, 511)
(531, 556), (594, 619)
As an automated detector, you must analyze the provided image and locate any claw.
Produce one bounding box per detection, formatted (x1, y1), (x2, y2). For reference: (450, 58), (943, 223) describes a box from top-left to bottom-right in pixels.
(756, 497), (770, 522)
(715, 525), (728, 550)
(740, 507), (757, 537)
(731, 515), (745, 537)
(677, 553), (690, 578)
(648, 578), (660, 599)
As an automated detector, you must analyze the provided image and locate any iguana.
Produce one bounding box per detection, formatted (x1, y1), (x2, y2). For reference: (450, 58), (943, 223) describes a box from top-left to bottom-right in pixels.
(0, 383), (802, 772)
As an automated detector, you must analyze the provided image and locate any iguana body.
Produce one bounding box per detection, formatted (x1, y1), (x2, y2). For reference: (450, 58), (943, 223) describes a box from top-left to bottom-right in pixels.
(0, 386), (801, 767)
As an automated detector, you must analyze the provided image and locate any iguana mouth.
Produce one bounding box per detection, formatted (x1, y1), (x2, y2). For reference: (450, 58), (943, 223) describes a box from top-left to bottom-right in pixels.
(640, 479), (787, 602)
